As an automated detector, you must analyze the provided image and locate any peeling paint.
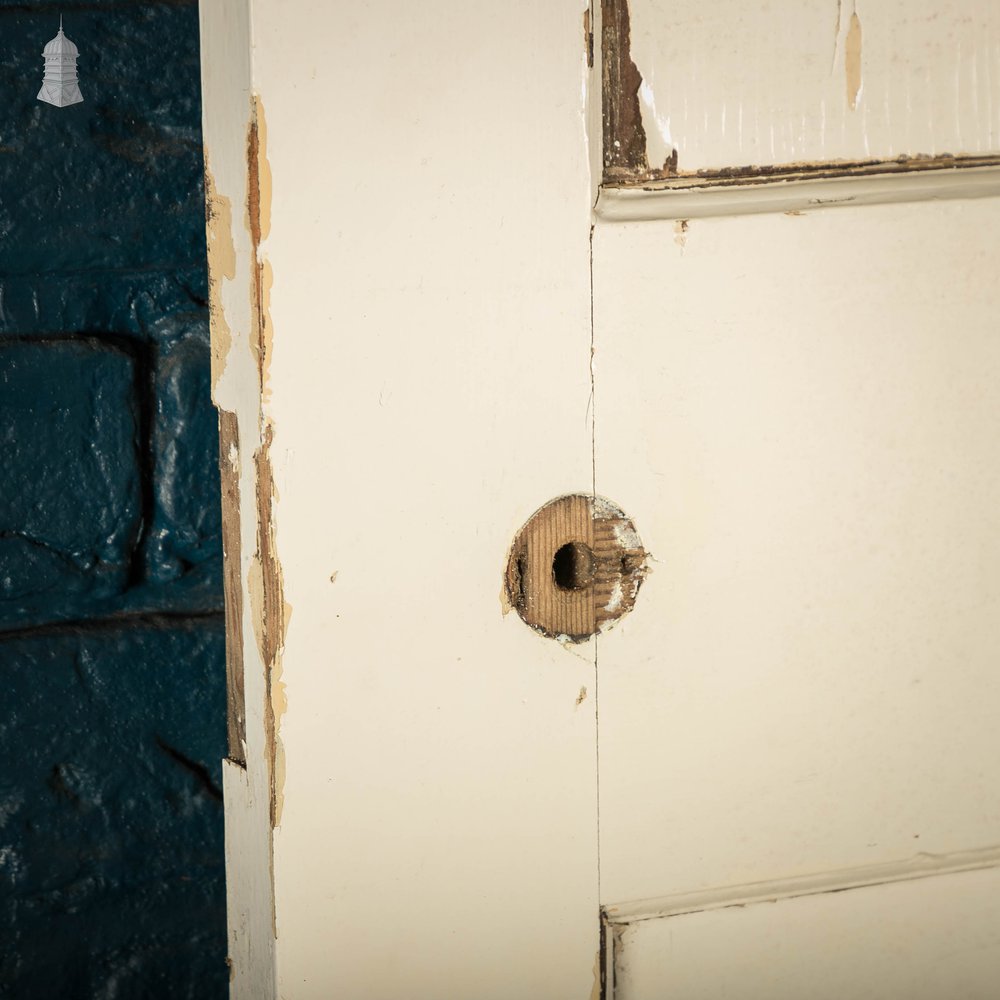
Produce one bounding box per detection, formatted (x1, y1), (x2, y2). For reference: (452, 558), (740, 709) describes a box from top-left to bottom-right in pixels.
(203, 157), (236, 396)
(499, 579), (513, 616)
(600, 1), (996, 188)
(607, 152), (1000, 191)
(205, 145), (248, 770)
(247, 95), (275, 406)
(845, 10), (863, 110)
(601, 0), (650, 182)
(637, 78), (676, 175)
(244, 93), (287, 829)
(249, 422), (289, 829)
(673, 218), (688, 248)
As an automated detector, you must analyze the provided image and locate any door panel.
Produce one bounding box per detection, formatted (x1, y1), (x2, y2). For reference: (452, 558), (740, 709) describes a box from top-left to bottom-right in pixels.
(594, 197), (1000, 906)
(611, 865), (1000, 1000)
(605, 0), (1000, 181)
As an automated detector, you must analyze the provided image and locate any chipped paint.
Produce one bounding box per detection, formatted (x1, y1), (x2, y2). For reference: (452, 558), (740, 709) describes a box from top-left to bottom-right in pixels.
(845, 10), (863, 110)
(249, 422), (289, 828)
(218, 407), (247, 765)
(199, 2), (280, 991)
(637, 78), (675, 175)
(247, 95), (275, 405)
(601, 0), (1000, 187)
(576, 686), (588, 706)
(499, 584), (513, 616)
(605, 580), (624, 615)
(601, 0), (650, 182)
(243, 93), (288, 829)
(203, 157), (236, 395)
(204, 151), (247, 770)
(607, 152), (1000, 191)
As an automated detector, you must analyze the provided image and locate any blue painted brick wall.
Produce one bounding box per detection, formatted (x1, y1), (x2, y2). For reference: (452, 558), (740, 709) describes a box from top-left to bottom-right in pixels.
(0, 3), (227, 997)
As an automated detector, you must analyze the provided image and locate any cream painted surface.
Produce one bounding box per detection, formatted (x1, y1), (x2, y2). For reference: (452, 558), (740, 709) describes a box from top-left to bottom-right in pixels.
(595, 162), (1000, 222)
(627, 0), (1000, 174)
(596, 4), (1000, 993)
(200, 1), (1000, 996)
(612, 865), (1000, 999)
(594, 197), (1000, 908)
(211, 1), (599, 998)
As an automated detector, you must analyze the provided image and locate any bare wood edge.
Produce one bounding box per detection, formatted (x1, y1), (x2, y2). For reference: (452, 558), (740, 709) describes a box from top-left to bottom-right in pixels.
(200, 0), (278, 995)
(595, 161), (1000, 222)
(599, 910), (615, 1000)
(600, 0), (649, 181)
(602, 842), (1000, 925)
(218, 408), (246, 765)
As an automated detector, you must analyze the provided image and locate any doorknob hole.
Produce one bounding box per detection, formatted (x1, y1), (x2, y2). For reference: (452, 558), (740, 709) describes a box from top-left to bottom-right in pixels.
(552, 542), (594, 591)
(504, 494), (645, 641)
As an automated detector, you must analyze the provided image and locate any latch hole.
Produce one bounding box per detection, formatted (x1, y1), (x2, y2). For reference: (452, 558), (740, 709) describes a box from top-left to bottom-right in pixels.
(552, 542), (595, 592)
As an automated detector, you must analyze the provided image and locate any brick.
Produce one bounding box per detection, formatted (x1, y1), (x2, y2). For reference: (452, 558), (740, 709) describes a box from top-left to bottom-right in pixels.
(0, 8), (207, 279)
(0, 620), (227, 999)
(146, 315), (222, 584)
(0, 270), (207, 339)
(0, 339), (141, 629)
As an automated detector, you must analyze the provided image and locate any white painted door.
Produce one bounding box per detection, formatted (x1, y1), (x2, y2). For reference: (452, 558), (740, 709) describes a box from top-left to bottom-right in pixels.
(198, 1), (1000, 996)
(594, 197), (1000, 997)
(594, 1), (1000, 996)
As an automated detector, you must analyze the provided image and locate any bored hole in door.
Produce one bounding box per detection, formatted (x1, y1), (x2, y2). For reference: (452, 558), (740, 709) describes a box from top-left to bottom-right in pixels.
(504, 494), (648, 642)
(553, 542), (595, 591)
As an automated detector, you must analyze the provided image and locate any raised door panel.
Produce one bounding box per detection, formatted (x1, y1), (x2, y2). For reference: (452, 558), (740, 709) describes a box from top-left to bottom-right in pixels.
(594, 196), (1000, 907)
